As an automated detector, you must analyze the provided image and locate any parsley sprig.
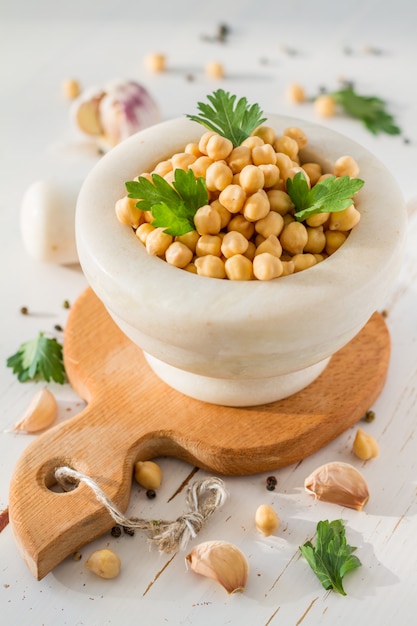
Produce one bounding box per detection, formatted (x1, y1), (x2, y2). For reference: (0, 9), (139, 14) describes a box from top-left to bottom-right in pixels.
(186, 89), (266, 147)
(126, 168), (208, 236)
(300, 519), (362, 596)
(287, 172), (364, 222)
(7, 332), (66, 384)
(331, 86), (401, 136)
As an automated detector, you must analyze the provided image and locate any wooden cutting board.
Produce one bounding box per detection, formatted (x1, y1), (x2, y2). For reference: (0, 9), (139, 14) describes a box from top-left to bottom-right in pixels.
(9, 287), (390, 579)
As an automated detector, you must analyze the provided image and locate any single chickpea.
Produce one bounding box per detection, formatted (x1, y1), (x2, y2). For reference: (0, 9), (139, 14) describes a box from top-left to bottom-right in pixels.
(281, 260), (295, 276)
(255, 211), (284, 238)
(243, 189), (270, 222)
(279, 221), (308, 255)
(205, 60), (224, 79)
(136, 172), (153, 183)
(305, 212), (329, 227)
(144, 209), (155, 223)
(227, 145), (252, 173)
(171, 152), (196, 170)
(165, 241), (194, 268)
(283, 126), (308, 149)
(227, 214), (255, 240)
(285, 82), (306, 104)
(184, 262), (198, 274)
(274, 136), (299, 160)
(267, 189), (294, 215)
(206, 134), (234, 161)
(253, 252), (283, 280)
(325, 230), (347, 255)
(145, 227), (173, 256)
(239, 164), (265, 194)
(241, 135), (264, 149)
(304, 226), (326, 254)
(275, 152), (293, 180)
(252, 144), (277, 166)
(258, 164), (280, 188)
(195, 234), (222, 257)
(292, 253), (318, 272)
(254, 234), (283, 258)
(176, 229), (200, 253)
(194, 204), (222, 235)
(62, 78), (81, 100)
(317, 173), (334, 183)
(198, 131), (216, 155)
(301, 162), (323, 186)
(225, 254), (254, 280)
(209, 199), (231, 229)
(153, 160), (173, 177)
(334, 155), (360, 178)
(251, 125), (276, 145)
(285, 166), (311, 189)
(115, 196), (144, 228)
(205, 161), (233, 191)
(136, 222), (155, 244)
(243, 240), (256, 260)
(194, 255), (226, 279)
(185, 142), (202, 158)
(219, 184), (247, 214)
(314, 94), (336, 118)
(221, 230), (249, 258)
(283, 213), (295, 226)
(189, 156), (214, 178)
(144, 52), (166, 73)
(164, 171), (175, 185)
(329, 204), (361, 231)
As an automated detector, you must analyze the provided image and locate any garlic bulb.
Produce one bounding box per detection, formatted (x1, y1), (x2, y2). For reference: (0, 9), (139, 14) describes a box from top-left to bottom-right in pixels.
(186, 540), (249, 594)
(13, 388), (58, 433)
(304, 461), (369, 511)
(72, 80), (160, 151)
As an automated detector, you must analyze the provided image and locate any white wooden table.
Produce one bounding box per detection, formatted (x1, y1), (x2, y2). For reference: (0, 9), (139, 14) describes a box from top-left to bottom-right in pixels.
(1, 1), (417, 624)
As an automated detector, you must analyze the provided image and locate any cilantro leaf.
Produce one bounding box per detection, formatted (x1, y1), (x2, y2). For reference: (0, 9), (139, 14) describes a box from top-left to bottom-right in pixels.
(332, 86), (401, 136)
(7, 332), (66, 384)
(300, 519), (362, 596)
(287, 172), (364, 222)
(186, 89), (267, 147)
(126, 169), (208, 236)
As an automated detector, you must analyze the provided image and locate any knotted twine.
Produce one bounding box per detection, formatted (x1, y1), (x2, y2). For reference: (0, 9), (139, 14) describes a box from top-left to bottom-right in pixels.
(54, 466), (228, 553)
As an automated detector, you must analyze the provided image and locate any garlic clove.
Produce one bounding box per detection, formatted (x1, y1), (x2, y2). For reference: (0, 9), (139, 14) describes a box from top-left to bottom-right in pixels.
(186, 540), (249, 594)
(13, 387), (58, 433)
(73, 88), (104, 135)
(255, 504), (280, 536)
(352, 428), (379, 460)
(304, 461), (369, 511)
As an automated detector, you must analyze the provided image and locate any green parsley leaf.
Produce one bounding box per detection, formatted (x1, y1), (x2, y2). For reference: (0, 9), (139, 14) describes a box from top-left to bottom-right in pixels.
(332, 86), (401, 136)
(186, 89), (267, 147)
(7, 332), (66, 384)
(287, 172), (364, 222)
(300, 519), (362, 596)
(126, 169), (208, 236)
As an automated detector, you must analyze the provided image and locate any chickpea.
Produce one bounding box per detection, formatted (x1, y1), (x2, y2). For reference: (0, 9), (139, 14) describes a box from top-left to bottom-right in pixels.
(153, 160), (173, 177)
(281, 260), (295, 276)
(210, 199), (232, 229)
(258, 164), (280, 188)
(144, 52), (166, 73)
(255, 211), (284, 238)
(285, 82), (306, 104)
(253, 252), (283, 280)
(134, 460), (163, 489)
(252, 143), (277, 166)
(85, 549), (121, 579)
(164, 171), (175, 185)
(221, 230), (249, 258)
(227, 214), (255, 240)
(255, 504), (279, 536)
(219, 184), (246, 213)
(304, 225), (326, 254)
(205, 161), (233, 191)
(165, 241), (194, 268)
(195, 234), (222, 257)
(325, 230), (347, 255)
(283, 126), (308, 149)
(314, 94), (336, 117)
(239, 164), (265, 194)
(243, 190), (270, 222)
(145, 227), (173, 256)
(194, 254), (226, 279)
(206, 134), (234, 161)
(189, 155), (214, 178)
(292, 253), (317, 272)
(175, 229), (200, 253)
(279, 221), (308, 255)
(171, 152), (196, 170)
(205, 60), (224, 79)
(227, 145), (252, 173)
(184, 262), (198, 274)
(225, 254), (254, 280)
(241, 135), (264, 149)
(136, 222), (155, 244)
(194, 204), (222, 235)
(302, 162), (323, 186)
(115, 196), (144, 228)
(334, 155), (360, 178)
(286, 166), (310, 189)
(254, 234), (283, 258)
(184, 142), (202, 158)
(305, 211), (329, 227)
(274, 136), (299, 160)
(251, 125), (276, 145)
(275, 152), (293, 180)
(329, 204), (361, 231)
(62, 78), (81, 100)
(267, 189), (294, 215)
(243, 240), (256, 260)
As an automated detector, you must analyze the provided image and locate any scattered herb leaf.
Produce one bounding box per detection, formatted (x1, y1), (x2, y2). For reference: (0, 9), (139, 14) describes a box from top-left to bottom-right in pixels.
(287, 172), (364, 222)
(7, 332), (66, 384)
(126, 169), (208, 236)
(299, 519), (362, 596)
(186, 89), (267, 147)
(331, 86), (401, 136)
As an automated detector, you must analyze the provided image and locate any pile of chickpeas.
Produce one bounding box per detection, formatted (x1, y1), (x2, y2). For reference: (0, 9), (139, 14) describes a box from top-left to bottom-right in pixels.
(115, 124), (361, 281)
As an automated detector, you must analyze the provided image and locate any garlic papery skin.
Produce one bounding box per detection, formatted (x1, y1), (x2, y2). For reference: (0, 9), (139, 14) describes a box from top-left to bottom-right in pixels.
(352, 428), (379, 460)
(304, 461), (369, 511)
(186, 540), (249, 594)
(12, 388), (58, 433)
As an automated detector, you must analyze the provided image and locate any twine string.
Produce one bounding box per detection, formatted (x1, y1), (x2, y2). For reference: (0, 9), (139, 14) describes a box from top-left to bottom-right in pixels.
(54, 466), (228, 553)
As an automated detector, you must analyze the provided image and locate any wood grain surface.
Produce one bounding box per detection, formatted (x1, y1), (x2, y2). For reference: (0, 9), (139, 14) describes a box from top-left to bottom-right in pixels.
(8, 287), (390, 579)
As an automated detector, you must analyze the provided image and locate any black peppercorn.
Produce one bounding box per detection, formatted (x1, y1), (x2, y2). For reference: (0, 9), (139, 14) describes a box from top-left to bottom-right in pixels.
(110, 525), (122, 538)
